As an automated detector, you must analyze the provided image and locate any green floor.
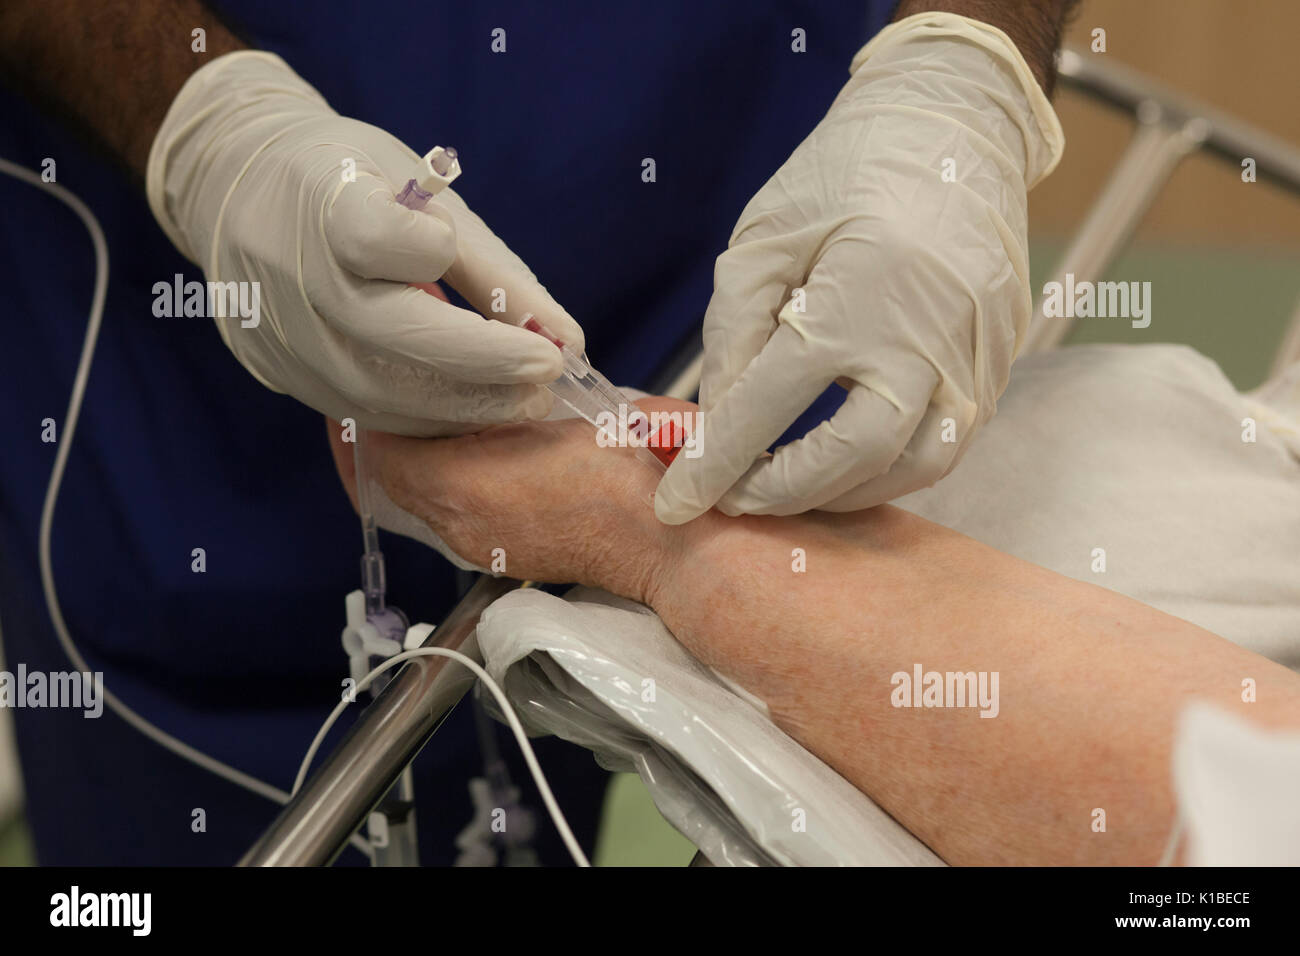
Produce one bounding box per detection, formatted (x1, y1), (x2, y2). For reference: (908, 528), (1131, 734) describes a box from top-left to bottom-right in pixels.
(594, 774), (698, 866)
(0, 815), (33, 867)
(3, 239), (1294, 868)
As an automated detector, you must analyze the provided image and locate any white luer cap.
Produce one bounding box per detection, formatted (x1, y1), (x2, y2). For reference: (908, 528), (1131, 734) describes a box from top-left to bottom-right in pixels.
(412, 145), (461, 195)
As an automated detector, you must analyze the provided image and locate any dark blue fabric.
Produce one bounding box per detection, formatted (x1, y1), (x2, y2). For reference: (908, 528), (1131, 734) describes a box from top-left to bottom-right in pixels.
(0, 0), (889, 864)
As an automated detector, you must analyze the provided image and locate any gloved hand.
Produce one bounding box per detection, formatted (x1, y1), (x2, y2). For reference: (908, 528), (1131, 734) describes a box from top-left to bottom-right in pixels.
(147, 52), (581, 436)
(654, 13), (1064, 523)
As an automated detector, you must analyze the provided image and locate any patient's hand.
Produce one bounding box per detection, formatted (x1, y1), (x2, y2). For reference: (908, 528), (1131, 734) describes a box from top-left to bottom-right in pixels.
(327, 396), (702, 604)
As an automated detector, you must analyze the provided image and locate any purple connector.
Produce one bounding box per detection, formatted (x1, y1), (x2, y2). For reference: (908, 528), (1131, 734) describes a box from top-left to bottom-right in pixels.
(395, 179), (434, 210)
(394, 146), (459, 210)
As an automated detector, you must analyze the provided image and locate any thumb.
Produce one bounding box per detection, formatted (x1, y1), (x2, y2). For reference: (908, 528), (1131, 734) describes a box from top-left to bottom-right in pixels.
(325, 176), (458, 282)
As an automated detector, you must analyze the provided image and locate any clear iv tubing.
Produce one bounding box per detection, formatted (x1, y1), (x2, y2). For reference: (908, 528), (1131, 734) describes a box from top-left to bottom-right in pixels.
(352, 146), (462, 617)
(353, 431), (386, 615)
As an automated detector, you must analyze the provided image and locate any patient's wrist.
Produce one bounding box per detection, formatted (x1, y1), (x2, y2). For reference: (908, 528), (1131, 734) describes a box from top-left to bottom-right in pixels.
(635, 503), (731, 612)
(578, 480), (699, 607)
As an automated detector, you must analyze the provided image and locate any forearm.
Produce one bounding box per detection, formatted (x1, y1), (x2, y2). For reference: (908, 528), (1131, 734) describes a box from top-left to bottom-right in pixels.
(0, 0), (244, 177)
(340, 399), (1298, 864)
(649, 504), (1300, 865)
(892, 0), (1079, 94)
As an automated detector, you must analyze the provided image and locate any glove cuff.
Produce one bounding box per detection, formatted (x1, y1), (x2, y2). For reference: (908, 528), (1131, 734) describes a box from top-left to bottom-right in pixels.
(146, 50), (333, 267)
(849, 12), (1066, 189)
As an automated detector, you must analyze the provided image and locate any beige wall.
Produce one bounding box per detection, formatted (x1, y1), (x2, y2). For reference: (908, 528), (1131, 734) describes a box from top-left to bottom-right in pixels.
(1029, 0), (1300, 248)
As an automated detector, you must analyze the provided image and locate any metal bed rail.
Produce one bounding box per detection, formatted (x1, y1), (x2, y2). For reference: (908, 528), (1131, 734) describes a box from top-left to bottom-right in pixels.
(239, 575), (523, 866)
(1024, 46), (1300, 357)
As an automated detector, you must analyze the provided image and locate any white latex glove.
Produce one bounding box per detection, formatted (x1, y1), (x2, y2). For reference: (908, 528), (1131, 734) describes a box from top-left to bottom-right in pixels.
(147, 51), (582, 436)
(654, 13), (1064, 523)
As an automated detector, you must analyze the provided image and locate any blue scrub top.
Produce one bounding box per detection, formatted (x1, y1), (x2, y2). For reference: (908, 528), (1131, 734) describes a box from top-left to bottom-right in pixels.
(0, 0), (889, 864)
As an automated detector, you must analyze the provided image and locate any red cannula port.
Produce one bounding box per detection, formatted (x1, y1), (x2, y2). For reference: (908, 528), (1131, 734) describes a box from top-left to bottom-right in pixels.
(649, 420), (684, 467)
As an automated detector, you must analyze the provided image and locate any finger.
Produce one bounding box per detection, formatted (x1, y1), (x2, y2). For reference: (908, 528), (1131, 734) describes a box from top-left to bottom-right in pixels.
(320, 281), (566, 385)
(434, 190), (586, 353)
(815, 387), (976, 511)
(325, 175), (459, 282)
(697, 234), (809, 410)
(716, 356), (937, 515)
(709, 228), (944, 515)
(654, 322), (829, 525)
